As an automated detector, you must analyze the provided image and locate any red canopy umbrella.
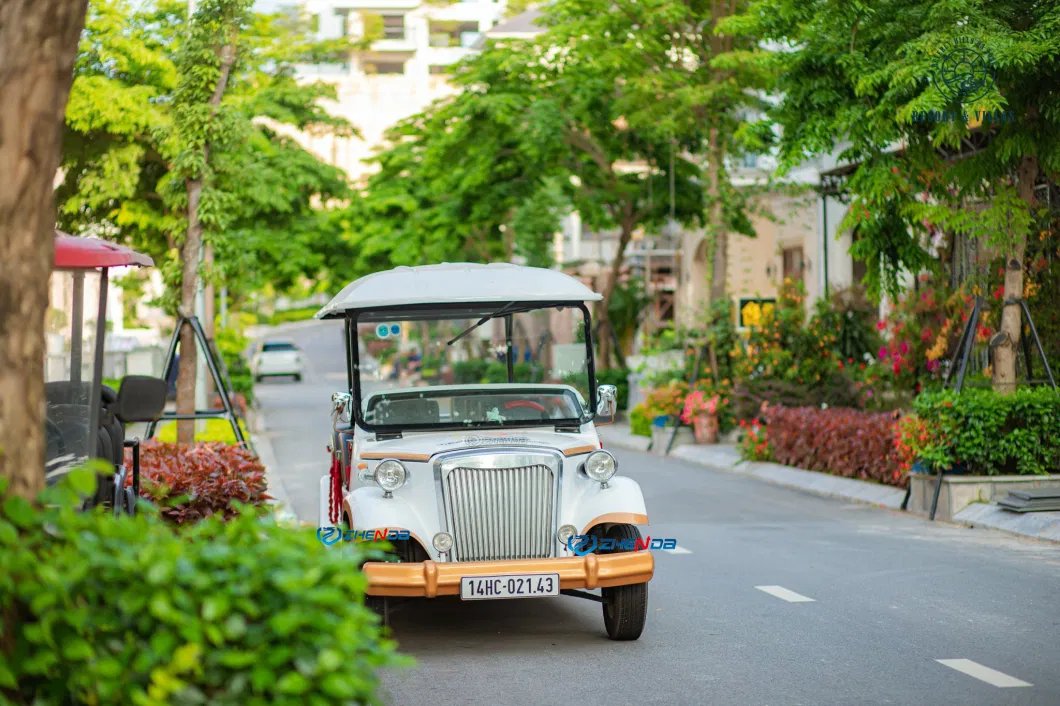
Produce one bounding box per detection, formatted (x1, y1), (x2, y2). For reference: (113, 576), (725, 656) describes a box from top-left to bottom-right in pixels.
(53, 232), (153, 269)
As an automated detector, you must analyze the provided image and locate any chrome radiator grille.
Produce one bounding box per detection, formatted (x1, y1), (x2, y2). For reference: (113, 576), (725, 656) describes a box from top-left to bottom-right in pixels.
(444, 464), (556, 562)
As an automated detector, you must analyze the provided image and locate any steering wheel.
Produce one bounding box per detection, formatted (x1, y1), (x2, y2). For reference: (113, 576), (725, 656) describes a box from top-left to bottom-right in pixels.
(504, 399), (550, 419)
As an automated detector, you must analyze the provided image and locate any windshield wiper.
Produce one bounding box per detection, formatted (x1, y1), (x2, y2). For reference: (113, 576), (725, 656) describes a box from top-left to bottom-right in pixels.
(447, 302), (520, 346)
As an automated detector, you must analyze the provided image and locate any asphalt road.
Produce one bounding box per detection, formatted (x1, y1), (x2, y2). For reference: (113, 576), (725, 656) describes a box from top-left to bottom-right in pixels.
(255, 321), (1060, 706)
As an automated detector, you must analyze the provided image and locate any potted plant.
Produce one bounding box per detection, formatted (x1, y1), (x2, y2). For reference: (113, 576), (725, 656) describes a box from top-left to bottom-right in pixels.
(681, 390), (722, 444)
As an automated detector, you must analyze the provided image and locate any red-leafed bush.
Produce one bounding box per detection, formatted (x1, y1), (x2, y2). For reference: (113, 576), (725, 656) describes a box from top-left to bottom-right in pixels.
(764, 405), (905, 488)
(126, 440), (271, 524)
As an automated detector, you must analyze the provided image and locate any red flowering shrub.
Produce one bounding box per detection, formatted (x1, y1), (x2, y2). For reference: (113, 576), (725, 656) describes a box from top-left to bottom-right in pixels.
(126, 440), (271, 524)
(737, 418), (772, 461)
(764, 405), (906, 488)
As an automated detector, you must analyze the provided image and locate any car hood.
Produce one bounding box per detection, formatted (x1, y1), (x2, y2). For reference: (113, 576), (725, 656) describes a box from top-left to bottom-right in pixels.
(358, 426), (601, 460)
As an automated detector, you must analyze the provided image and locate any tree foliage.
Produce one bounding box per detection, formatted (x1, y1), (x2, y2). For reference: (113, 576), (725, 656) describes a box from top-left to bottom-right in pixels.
(728, 0), (1060, 297)
(729, 0), (1060, 390)
(336, 33), (709, 367)
(56, 0), (359, 304)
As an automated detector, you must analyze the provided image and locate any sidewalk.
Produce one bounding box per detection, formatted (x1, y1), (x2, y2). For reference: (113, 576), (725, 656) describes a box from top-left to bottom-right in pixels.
(247, 404), (300, 526)
(598, 422), (1060, 544)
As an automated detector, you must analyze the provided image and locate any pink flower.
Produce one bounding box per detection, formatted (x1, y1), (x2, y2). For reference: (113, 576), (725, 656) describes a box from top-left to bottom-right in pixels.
(878, 346), (887, 360)
(892, 361), (901, 374)
(899, 341), (909, 355)
(927, 359), (940, 372)
(866, 390), (874, 398)
(876, 321), (886, 331)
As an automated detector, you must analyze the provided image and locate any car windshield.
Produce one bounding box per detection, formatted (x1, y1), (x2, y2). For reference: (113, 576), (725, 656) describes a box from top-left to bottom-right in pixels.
(262, 342), (297, 352)
(355, 304), (592, 430)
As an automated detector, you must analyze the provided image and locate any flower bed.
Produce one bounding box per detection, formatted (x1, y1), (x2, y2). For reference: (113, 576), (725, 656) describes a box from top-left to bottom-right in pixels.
(757, 405), (905, 487)
(127, 440), (270, 524)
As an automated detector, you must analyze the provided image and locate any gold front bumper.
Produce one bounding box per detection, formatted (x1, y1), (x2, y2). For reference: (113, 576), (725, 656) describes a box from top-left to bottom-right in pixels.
(363, 552), (655, 597)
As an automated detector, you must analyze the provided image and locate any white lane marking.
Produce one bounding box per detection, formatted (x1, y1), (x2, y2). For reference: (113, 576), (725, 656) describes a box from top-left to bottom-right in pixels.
(665, 545), (693, 554)
(936, 660), (1032, 688)
(754, 585), (815, 603)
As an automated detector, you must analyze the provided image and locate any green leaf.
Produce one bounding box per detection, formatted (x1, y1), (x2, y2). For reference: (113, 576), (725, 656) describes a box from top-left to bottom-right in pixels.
(275, 671), (309, 695)
(219, 650), (257, 668)
(67, 467), (99, 496)
(2, 496), (35, 528)
(62, 638), (94, 661)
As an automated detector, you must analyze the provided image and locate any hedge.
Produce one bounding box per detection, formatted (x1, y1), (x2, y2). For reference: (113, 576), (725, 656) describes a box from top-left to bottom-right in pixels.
(764, 405), (905, 487)
(912, 387), (1060, 476)
(0, 473), (408, 705)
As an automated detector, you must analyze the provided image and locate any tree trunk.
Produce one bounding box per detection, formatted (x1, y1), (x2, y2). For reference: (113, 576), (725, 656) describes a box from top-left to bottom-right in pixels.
(0, 0), (89, 499)
(706, 126), (728, 303)
(204, 243), (215, 398)
(992, 155), (1038, 394)
(596, 212), (635, 371)
(176, 179), (203, 444)
(175, 37), (238, 443)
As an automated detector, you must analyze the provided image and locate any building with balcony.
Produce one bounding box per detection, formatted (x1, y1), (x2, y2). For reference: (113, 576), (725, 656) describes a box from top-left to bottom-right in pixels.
(282, 0), (508, 183)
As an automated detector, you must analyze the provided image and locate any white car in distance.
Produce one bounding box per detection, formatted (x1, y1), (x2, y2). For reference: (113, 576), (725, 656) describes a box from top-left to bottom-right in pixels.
(251, 339), (305, 383)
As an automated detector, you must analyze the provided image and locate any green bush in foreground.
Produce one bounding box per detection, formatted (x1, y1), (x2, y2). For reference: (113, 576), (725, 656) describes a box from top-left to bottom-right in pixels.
(913, 387), (1060, 476)
(0, 473), (408, 706)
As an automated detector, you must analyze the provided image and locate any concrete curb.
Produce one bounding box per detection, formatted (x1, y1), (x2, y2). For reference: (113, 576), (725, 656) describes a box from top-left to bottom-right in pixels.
(598, 423), (651, 453)
(954, 502), (1060, 543)
(598, 422), (1060, 544)
(247, 405), (300, 526)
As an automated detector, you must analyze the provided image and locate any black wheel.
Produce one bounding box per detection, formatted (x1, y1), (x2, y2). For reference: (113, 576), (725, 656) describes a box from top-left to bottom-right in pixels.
(255, 375), (263, 383)
(600, 524), (648, 641)
(293, 373), (302, 382)
(347, 515), (391, 626)
(365, 594), (389, 626)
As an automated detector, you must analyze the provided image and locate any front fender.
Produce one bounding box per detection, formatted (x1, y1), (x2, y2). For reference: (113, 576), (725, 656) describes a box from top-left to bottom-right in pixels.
(344, 486), (437, 558)
(568, 475), (649, 536)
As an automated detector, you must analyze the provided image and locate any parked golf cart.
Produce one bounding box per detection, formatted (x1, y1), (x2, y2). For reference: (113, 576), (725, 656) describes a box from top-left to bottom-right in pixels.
(45, 233), (168, 514)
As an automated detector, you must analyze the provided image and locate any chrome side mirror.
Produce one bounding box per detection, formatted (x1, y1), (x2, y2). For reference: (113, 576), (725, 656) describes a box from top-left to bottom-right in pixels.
(596, 384), (617, 418)
(331, 391), (352, 420)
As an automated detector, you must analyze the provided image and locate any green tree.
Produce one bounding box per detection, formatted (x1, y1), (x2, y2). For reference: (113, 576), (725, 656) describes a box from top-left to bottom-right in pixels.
(57, 0), (365, 440)
(541, 0), (769, 303)
(333, 27), (712, 369)
(729, 0), (1060, 392)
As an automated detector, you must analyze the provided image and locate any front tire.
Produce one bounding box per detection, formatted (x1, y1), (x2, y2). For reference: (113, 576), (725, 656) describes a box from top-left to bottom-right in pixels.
(293, 373), (302, 382)
(600, 524), (648, 641)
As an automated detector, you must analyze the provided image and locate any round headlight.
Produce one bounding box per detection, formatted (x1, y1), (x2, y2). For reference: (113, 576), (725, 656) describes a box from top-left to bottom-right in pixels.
(433, 531), (454, 553)
(374, 459), (407, 493)
(584, 450), (617, 483)
(557, 524), (578, 546)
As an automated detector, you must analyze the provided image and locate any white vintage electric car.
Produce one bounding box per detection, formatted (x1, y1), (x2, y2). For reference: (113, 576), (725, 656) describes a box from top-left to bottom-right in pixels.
(315, 263), (653, 640)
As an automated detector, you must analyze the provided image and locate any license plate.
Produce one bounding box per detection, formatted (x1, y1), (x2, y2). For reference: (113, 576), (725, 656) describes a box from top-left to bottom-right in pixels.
(460, 573), (560, 600)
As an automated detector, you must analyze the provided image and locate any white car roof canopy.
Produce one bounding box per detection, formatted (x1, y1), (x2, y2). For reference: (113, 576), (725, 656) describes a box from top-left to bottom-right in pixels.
(315, 263), (603, 319)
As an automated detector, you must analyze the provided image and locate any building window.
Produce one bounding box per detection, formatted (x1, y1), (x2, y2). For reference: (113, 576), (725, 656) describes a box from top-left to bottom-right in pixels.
(742, 153), (758, 168)
(335, 9), (352, 37)
(368, 61), (405, 75)
(428, 65), (449, 75)
(429, 20), (479, 47)
(382, 15), (405, 40)
(782, 246), (804, 281)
